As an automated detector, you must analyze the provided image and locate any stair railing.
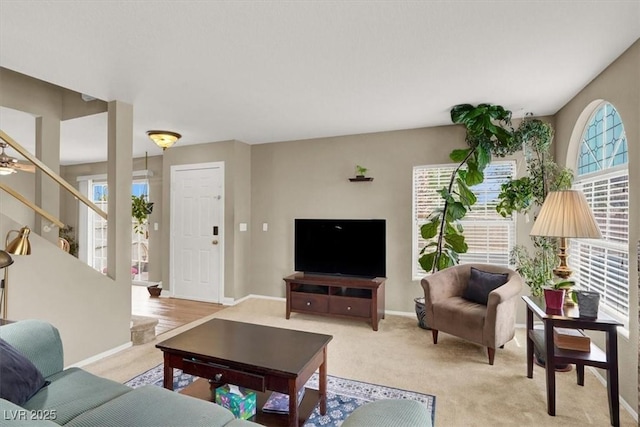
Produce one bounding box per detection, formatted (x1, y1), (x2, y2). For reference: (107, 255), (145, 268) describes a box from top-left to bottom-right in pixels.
(0, 129), (107, 221)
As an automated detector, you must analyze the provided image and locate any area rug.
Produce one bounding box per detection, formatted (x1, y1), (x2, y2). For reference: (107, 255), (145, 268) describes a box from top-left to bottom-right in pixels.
(125, 364), (436, 426)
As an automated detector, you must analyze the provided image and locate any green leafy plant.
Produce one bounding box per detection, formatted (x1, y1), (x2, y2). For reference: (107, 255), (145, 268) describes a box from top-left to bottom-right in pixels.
(355, 165), (368, 176)
(510, 238), (557, 296)
(132, 194), (154, 235)
(59, 225), (78, 257)
(496, 116), (574, 295)
(419, 104), (521, 273)
(497, 118), (573, 217)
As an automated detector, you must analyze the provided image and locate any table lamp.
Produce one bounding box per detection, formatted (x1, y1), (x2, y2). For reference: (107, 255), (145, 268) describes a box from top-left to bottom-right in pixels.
(529, 190), (602, 280)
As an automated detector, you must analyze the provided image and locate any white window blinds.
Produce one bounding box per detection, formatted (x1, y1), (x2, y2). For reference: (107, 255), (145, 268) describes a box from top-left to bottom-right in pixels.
(412, 161), (516, 279)
(570, 168), (629, 323)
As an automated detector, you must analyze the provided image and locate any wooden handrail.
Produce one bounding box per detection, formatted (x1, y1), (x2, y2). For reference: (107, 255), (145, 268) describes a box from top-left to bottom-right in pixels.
(0, 182), (65, 229)
(0, 130), (107, 220)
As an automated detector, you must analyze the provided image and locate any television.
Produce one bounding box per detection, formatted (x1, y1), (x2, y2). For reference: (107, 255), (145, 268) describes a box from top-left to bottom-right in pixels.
(294, 219), (386, 278)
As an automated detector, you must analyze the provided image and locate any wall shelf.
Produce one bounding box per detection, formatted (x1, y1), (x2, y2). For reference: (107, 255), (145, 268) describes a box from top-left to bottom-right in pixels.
(348, 176), (374, 182)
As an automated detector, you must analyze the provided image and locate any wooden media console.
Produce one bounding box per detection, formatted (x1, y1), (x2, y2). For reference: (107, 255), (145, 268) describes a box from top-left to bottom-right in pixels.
(284, 273), (386, 331)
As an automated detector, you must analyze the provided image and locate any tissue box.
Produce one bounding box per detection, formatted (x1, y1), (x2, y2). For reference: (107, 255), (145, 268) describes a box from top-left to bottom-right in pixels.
(215, 384), (257, 420)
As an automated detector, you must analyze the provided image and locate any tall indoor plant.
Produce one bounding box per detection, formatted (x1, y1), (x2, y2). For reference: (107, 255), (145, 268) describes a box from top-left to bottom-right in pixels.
(418, 103), (521, 273)
(415, 104), (520, 329)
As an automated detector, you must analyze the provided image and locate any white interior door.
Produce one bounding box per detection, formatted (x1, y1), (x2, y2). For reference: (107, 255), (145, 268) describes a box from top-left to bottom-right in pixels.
(170, 162), (224, 302)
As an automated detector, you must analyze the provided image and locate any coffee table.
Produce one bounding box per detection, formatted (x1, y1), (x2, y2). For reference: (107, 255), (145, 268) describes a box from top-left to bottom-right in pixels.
(156, 319), (333, 427)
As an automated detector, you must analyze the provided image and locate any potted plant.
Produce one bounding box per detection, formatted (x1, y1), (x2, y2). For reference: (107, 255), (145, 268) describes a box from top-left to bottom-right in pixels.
(59, 225), (79, 257)
(355, 165), (368, 178)
(132, 194), (154, 236)
(544, 279), (574, 311)
(419, 104), (521, 273)
(147, 282), (162, 297)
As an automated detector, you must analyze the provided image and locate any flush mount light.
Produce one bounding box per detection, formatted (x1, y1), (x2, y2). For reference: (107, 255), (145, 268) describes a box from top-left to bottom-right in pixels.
(147, 130), (181, 150)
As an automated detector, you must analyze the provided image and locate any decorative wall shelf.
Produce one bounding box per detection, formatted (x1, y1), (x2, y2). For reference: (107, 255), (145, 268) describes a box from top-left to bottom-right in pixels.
(349, 176), (374, 182)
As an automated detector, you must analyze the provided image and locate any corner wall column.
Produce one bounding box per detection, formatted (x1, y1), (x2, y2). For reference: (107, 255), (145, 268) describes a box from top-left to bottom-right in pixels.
(106, 101), (133, 285)
(35, 116), (61, 244)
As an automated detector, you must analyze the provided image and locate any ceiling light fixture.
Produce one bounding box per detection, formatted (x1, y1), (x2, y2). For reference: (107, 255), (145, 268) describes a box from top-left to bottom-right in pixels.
(0, 142), (18, 175)
(147, 130), (181, 150)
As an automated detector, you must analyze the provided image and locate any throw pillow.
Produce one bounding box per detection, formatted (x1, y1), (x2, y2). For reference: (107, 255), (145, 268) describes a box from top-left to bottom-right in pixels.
(462, 267), (509, 305)
(0, 338), (49, 405)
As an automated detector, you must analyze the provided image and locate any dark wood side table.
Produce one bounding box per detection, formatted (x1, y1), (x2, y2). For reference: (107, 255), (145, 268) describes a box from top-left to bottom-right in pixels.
(522, 295), (622, 426)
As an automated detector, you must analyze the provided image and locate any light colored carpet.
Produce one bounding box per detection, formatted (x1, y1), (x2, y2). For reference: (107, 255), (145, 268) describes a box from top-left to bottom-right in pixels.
(83, 297), (636, 426)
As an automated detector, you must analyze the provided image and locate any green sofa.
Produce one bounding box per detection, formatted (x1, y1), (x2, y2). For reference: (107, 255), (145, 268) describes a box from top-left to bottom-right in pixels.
(0, 320), (260, 426)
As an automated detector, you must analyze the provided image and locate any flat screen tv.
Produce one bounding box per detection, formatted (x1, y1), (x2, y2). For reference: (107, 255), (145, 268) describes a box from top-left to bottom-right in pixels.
(294, 219), (386, 278)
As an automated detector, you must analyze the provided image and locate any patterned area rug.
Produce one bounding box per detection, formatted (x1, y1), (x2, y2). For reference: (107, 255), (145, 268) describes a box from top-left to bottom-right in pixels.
(125, 364), (436, 426)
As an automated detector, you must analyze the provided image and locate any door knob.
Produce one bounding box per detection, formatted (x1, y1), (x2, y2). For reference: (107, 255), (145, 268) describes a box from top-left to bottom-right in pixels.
(212, 240), (219, 245)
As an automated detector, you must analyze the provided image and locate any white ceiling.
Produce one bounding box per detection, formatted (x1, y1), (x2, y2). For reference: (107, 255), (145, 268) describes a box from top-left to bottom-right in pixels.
(0, 1), (639, 165)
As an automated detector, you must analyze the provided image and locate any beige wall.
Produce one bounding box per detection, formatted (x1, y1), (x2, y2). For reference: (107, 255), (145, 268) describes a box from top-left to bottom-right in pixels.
(248, 125), (524, 312)
(0, 68), (131, 365)
(554, 39), (639, 413)
(161, 140), (252, 300)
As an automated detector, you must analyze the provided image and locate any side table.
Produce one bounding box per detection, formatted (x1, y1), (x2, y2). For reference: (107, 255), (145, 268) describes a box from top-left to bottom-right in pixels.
(522, 295), (621, 426)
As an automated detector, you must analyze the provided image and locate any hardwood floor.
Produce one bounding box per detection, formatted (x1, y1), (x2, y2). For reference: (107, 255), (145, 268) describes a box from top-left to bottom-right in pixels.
(131, 285), (226, 335)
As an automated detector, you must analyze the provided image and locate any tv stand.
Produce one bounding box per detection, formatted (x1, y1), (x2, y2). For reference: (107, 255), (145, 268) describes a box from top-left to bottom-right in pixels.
(284, 273), (386, 331)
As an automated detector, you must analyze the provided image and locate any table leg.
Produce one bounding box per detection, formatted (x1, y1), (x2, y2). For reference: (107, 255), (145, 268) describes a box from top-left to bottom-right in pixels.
(544, 322), (556, 416)
(526, 307), (533, 378)
(606, 328), (619, 426)
(576, 364), (585, 386)
(319, 346), (327, 415)
(287, 379), (298, 427)
(285, 283), (291, 319)
(163, 353), (173, 390)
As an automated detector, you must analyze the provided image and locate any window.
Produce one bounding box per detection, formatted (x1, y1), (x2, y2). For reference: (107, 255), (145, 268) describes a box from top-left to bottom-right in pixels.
(412, 161), (516, 279)
(570, 102), (629, 327)
(86, 179), (150, 282)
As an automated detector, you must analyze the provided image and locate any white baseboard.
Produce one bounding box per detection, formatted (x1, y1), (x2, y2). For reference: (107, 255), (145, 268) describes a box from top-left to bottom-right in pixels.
(233, 294), (285, 305)
(384, 309), (415, 318)
(587, 366), (638, 422)
(67, 341), (132, 369)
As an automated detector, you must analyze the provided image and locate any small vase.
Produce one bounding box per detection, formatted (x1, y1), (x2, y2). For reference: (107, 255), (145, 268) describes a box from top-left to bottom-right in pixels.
(543, 288), (565, 311)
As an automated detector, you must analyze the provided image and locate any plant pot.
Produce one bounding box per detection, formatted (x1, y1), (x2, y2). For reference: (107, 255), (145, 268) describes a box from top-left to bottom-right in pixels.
(414, 297), (429, 329)
(576, 290), (600, 318)
(147, 284), (162, 298)
(543, 288), (565, 311)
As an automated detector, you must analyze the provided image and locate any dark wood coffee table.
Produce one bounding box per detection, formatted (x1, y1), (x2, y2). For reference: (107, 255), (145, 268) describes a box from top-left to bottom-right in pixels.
(156, 319), (333, 427)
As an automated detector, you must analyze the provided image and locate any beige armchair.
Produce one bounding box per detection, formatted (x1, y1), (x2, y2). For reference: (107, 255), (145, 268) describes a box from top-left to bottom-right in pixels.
(421, 263), (523, 365)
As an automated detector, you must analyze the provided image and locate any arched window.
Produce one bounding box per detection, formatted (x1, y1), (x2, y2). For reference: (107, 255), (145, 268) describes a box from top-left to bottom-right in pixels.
(571, 102), (629, 327)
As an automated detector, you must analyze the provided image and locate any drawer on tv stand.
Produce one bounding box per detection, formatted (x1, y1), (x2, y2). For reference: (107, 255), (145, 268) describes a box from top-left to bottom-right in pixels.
(330, 296), (371, 318)
(291, 292), (329, 313)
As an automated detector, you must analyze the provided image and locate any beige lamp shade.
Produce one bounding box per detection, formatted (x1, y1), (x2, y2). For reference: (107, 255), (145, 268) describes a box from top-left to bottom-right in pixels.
(530, 190), (602, 238)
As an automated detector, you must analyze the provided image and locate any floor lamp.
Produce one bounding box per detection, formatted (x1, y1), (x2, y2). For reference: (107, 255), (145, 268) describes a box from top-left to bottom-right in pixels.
(1, 226), (32, 320)
(0, 250), (14, 320)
